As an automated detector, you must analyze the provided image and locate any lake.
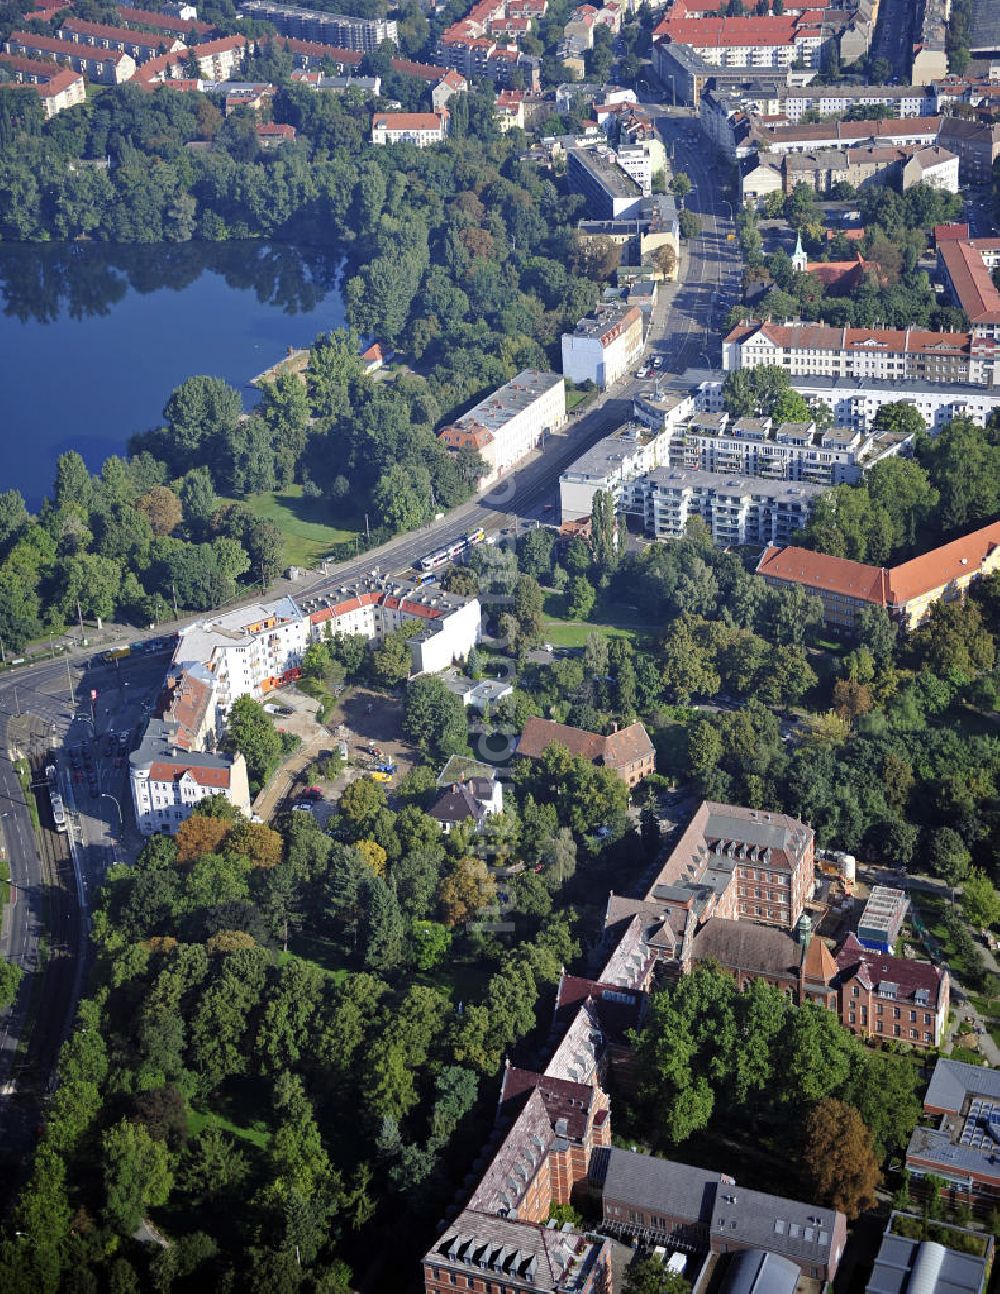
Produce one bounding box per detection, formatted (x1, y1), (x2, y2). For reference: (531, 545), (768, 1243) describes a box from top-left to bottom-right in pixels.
(0, 242), (347, 508)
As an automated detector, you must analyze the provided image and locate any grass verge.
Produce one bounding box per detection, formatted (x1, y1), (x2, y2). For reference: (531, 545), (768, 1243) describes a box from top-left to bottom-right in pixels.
(188, 1106), (270, 1150)
(233, 486), (361, 567)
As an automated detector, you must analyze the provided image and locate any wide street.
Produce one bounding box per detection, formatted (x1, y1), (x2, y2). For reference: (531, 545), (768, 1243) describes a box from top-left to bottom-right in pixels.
(0, 99), (735, 1141)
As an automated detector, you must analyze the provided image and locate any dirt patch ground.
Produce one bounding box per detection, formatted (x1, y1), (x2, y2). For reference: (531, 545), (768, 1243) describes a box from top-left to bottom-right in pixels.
(332, 687), (418, 784)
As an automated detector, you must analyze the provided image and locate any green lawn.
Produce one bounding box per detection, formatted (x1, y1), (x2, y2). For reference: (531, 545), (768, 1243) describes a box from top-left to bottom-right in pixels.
(284, 935), (352, 980)
(238, 486), (361, 567)
(542, 617), (639, 649)
(541, 589), (646, 648)
(565, 382), (595, 413)
(188, 1106), (270, 1150)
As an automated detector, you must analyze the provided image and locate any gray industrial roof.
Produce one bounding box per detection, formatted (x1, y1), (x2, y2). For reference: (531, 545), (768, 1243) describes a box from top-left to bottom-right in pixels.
(597, 1148), (722, 1225)
(924, 1059), (1000, 1113)
(710, 1185), (841, 1266)
(866, 1233), (987, 1294)
(969, 0), (1000, 53)
(723, 1249), (801, 1294)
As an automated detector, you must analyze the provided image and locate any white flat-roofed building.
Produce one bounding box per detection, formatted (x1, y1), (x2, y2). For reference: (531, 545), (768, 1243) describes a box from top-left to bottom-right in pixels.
(683, 412), (869, 486)
(372, 109), (449, 145)
(241, 0), (397, 50)
(641, 465), (824, 546)
(559, 408), (691, 522)
(562, 302), (644, 389)
(437, 369), (566, 485)
(567, 144), (645, 219)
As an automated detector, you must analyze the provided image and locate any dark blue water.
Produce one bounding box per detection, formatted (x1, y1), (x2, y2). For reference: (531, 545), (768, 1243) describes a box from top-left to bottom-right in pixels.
(0, 242), (346, 508)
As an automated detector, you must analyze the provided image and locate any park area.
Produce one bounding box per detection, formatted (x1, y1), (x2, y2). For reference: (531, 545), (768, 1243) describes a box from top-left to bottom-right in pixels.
(235, 485), (361, 567)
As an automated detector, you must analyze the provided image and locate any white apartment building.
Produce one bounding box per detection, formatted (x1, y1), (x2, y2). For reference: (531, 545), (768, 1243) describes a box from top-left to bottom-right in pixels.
(639, 465), (824, 545)
(777, 84), (933, 121)
(560, 421), (674, 522)
(723, 321), (1000, 389)
(437, 369), (566, 485)
(694, 375), (1000, 432)
(614, 139), (667, 196)
(682, 413), (869, 485)
(562, 302), (644, 389)
(298, 579), (482, 675)
(130, 720), (252, 836)
(371, 109), (449, 146)
(653, 13), (824, 70)
(750, 114), (941, 156)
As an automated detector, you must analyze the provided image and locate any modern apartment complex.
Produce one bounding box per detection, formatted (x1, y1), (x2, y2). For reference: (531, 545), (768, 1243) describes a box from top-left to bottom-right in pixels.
(681, 412), (870, 485)
(642, 465), (824, 546)
(559, 404), (693, 522)
(757, 520), (1000, 630)
(240, 0), (397, 50)
(723, 322), (1000, 389)
(694, 373), (1000, 433)
(437, 368), (566, 485)
(371, 110), (449, 145)
(130, 583), (481, 834)
(562, 302), (644, 389)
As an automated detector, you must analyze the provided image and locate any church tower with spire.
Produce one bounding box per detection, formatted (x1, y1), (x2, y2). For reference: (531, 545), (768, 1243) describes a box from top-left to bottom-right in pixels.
(792, 228), (808, 273)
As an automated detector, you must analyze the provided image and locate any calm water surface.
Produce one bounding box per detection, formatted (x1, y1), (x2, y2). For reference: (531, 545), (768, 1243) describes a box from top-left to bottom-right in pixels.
(0, 242), (346, 507)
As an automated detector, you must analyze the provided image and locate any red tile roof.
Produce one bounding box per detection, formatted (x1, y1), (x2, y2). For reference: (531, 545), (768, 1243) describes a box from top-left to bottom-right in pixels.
(836, 933), (945, 1006)
(8, 30), (135, 61)
(273, 36), (363, 64)
(372, 110), (447, 130)
(654, 12), (798, 46)
(726, 320), (977, 359)
(194, 34), (247, 55)
(934, 222), (970, 243)
(757, 545), (889, 605)
(117, 5), (213, 35)
(938, 238), (1000, 326)
(61, 15), (181, 46)
(518, 717), (652, 770)
(888, 520), (1000, 605)
(256, 121), (296, 138)
(148, 760), (231, 788)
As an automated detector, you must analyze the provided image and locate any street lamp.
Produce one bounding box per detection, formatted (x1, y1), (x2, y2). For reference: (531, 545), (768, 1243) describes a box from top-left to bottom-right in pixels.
(100, 793), (123, 832)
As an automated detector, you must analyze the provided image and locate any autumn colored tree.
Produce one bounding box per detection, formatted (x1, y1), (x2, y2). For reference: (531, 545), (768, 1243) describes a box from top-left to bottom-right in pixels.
(438, 857), (496, 926)
(206, 930), (257, 954)
(175, 815), (232, 864)
(356, 839), (388, 877)
(802, 1098), (880, 1219)
(832, 678), (873, 723)
(137, 485), (183, 536)
(227, 820), (282, 869)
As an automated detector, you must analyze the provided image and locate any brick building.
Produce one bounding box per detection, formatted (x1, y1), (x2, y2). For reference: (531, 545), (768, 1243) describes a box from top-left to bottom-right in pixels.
(517, 716), (655, 787)
(907, 1059), (1000, 1206)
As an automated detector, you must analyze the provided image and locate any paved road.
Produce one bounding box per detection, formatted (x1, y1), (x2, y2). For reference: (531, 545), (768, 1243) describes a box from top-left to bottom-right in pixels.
(870, 0), (914, 82)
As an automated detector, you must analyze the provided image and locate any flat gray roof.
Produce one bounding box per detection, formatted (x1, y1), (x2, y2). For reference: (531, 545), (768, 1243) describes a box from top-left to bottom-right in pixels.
(598, 1148), (722, 1225)
(568, 145), (642, 198)
(970, 0), (1000, 52)
(925, 1059), (1000, 1113)
(646, 465), (827, 502)
(866, 1233), (987, 1294)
